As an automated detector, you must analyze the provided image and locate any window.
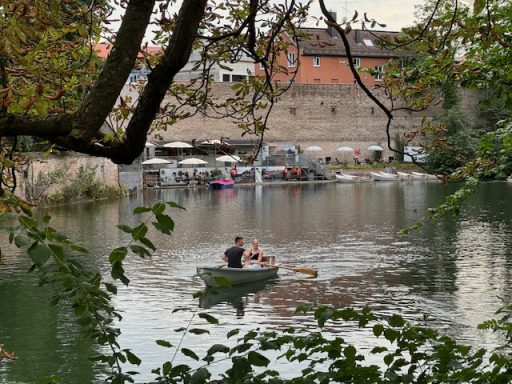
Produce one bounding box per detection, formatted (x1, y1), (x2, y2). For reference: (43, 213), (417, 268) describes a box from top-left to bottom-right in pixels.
(313, 57), (320, 67)
(231, 74), (246, 82)
(353, 57), (361, 68)
(259, 61), (264, 70)
(287, 52), (296, 67)
(374, 65), (384, 81)
(222, 74), (230, 82)
(363, 39), (374, 47)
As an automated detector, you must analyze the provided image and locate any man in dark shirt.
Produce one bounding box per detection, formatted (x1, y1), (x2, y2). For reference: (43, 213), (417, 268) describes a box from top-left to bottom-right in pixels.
(222, 236), (245, 268)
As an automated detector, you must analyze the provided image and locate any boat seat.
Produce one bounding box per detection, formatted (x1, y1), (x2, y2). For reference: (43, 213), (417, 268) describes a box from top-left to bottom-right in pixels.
(262, 255), (276, 265)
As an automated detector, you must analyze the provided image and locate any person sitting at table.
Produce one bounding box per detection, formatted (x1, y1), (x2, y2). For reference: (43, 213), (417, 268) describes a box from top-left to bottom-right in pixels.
(243, 238), (264, 269)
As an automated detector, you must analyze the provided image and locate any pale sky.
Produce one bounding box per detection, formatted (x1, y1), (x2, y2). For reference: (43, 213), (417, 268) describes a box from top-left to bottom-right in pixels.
(308, 0), (422, 31)
(111, 0), (422, 43)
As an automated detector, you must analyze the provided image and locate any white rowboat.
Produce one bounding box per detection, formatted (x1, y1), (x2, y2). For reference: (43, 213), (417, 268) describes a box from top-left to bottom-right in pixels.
(196, 266), (279, 287)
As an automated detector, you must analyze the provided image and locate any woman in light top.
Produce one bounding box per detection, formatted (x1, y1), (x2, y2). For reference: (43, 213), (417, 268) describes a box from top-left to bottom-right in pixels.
(244, 239), (264, 269)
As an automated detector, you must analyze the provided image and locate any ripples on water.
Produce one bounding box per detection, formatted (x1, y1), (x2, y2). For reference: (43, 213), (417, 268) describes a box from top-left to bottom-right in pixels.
(1, 181), (511, 382)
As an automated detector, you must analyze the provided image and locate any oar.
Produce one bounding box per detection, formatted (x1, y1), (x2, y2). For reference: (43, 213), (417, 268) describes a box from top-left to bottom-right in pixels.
(261, 262), (318, 277)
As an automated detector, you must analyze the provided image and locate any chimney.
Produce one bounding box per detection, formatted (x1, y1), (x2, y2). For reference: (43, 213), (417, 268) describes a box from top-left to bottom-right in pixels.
(327, 11), (337, 37)
(355, 29), (362, 44)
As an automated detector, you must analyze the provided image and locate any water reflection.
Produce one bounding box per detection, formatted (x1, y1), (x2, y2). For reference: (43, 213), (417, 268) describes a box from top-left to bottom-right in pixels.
(199, 279), (278, 318)
(0, 181), (511, 382)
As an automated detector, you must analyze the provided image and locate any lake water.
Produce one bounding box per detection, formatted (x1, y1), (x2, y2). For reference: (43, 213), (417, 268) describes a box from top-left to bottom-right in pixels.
(1, 181), (512, 383)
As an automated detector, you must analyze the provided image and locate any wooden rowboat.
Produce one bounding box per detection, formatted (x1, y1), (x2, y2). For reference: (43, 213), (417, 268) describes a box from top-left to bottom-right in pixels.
(196, 265), (279, 287)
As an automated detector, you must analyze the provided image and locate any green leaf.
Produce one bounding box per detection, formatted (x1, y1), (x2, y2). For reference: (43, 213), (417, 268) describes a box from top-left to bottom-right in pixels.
(131, 224), (148, 241)
(139, 237), (156, 251)
(156, 340), (173, 348)
(125, 350), (141, 365)
(14, 235), (31, 247)
(152, 203), (165, 215)
(172, 307), (190, 313)
(206, 344), (229, 356)
(181, 348), (199, 361)
(117, 224), (133, 234)
(109, 247), (127, 263)
(373, 324), (384, 337)
(69, 244), (88, 254)
(227, 328), (240, 338)
(104, 282), (118, 294)
(152, 221), (171, 235)
(19, 215), (38, 230)
(133, 206), (152, 214)
(130, 245), (151, 258)
(48, 244), (65, 260)
(247, 351), (270, 367)
(190, 367), (210, 384)
(388, 314), (405, 328)
(189, 328), (210, 335)
(27, 243), (51, 266)
(43, 215), (51, 224)
(111, 261), (129, 285)
(199, 313), (219, 325)
(166, 201), (185, 210)
(473, 0), (485, 15)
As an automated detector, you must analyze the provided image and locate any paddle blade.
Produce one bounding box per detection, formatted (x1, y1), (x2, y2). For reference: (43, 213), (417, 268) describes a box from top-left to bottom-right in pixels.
(293, 267), (317, 277)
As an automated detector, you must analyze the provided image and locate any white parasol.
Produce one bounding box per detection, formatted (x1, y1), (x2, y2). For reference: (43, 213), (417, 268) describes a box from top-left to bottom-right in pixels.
(216, 155), (241, 163)
(141, 158), (171, 165)
(163, 141), (193, 148)
(178, 158), (208, 165)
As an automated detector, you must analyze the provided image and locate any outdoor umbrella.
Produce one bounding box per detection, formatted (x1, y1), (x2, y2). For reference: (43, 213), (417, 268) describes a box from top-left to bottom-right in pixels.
(163, 141), (193, 160)
(141, 158), (171, 165)
(216, 155), (241, 163)
(145, 142), (156, 147)
(304, 145), (322, 152)
(367, 145), (383, 151)
(178, 158), (208, 165)
(163, 141), (192, 148)
(336, 146), (354, 152)
(202, 139), (229, 166)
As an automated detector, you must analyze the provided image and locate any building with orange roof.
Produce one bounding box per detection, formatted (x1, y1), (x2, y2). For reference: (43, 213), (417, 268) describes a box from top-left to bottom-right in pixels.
(255, 13), (404, 85)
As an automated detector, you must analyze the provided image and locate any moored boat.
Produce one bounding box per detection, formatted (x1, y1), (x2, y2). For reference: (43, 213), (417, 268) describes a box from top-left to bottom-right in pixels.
(196, 265), (279, 287)
(370, 171), (399, 181)
(209, 179), (235, 189)
(335, 173), (371, 183)
(411, 171), (440, 180)
(396, 171), (412, 179)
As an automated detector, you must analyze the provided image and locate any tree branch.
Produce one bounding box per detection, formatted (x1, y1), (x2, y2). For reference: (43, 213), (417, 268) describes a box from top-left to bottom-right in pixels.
(105, 0), (209, 164)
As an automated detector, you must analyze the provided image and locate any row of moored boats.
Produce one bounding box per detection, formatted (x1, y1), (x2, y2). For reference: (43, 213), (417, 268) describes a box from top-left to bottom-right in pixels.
(336, 171), (441, 183)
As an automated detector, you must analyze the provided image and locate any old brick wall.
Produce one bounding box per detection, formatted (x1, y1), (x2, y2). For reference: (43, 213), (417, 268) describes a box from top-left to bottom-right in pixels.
(152, 82), (444, 161)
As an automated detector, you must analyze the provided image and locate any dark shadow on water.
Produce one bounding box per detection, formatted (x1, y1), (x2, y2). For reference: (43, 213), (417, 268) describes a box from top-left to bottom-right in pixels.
(199, 278), (278, 316)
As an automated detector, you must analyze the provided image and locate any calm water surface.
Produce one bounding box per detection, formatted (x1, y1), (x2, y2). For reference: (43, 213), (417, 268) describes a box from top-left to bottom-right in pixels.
(1, 181), (512, 383)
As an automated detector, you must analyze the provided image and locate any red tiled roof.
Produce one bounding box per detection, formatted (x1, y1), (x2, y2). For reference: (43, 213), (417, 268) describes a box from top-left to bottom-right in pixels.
(297, 28), (403, 58)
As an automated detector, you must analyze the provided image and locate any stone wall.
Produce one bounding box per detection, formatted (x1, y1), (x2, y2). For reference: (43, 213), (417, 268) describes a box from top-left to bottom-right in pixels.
(153, 83), (445, 161)
(16, 153), (120, 200)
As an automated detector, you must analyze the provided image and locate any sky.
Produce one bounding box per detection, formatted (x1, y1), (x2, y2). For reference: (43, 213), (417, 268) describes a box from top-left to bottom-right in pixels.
(111, 0), (423, 43)
(308, 0), (422, 31)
